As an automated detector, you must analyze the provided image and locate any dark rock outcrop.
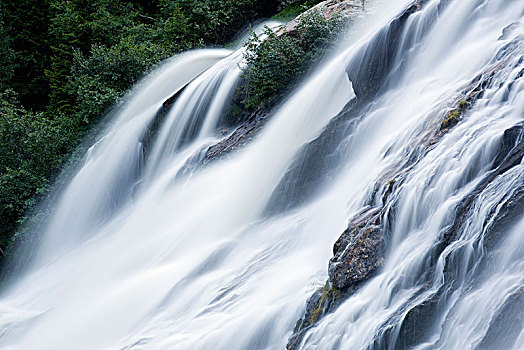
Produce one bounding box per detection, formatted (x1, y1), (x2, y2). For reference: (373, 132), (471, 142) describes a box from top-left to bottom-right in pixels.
(345, 1), (423, 99)
(328, 207), (384, 289)
(392, 38), (524, 349)
(264, 98), (363, 214)
(202, 107), (271, 164)
(441, 123), (524, 249)
(287, 206), (386, 349)
(140, 84), (189, 162)
(394, 126), (524, 347)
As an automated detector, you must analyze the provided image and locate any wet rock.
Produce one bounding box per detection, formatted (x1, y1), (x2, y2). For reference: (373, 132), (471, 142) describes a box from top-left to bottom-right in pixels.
(287, 13), (524, 350)
(443, 122), (524, 247)
(346, 0), (423, 99)
(477, 287), (524, 350)
(286, 206), (385, 350)
(264, 98), (363, 214)
(202, 107), (271, 164)
(484, 183), (524, 248)
(492, 123), (524, 170)
(288, 28), (524, 350)
(394, 290), (442, 349)
(329, 206), (384, 290)
(287, 282), (350, 350)
(140, 83), (188, 162)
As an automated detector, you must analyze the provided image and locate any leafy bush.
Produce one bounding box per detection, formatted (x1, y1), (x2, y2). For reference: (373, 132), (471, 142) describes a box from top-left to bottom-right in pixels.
(241, 29), (305, 109)
(240, 10), (346, 109)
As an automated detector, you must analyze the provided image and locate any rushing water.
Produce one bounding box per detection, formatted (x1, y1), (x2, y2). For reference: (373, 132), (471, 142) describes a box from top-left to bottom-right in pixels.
(0, 0), (523, 349)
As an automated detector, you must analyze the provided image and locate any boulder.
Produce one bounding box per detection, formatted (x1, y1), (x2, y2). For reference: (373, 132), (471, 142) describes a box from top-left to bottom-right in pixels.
(329, 206), (385, 290)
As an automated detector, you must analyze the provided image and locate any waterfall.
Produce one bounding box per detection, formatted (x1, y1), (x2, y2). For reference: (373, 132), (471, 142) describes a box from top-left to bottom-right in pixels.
(0, 0), (523, 349)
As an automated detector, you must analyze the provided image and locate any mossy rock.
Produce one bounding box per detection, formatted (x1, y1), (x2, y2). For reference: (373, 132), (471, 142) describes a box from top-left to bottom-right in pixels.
(457, 100), (468, 109)
(441, 109), (461, 129)
(294, 281), (342, 331)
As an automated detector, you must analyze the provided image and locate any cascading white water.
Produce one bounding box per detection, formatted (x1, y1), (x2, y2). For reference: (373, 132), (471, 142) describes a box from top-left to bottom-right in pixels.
(0, 1), (523, 349)
(294, 0), (524, 348)
(34, 48), (232, 260)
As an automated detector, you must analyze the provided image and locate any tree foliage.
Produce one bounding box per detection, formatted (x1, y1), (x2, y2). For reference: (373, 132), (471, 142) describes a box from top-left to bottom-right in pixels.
(240, 10), (345, 109)
(0, 90), (77, 251)
(0, 9), (15, 91)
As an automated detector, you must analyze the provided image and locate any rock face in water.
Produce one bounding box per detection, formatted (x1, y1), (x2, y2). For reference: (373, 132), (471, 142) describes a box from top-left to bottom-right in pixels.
(203, 107), (270, 163)
(477, 287), (524, 350)
(287, 206), (386, 350)
(131, 4), (524, 349)
(328, 206), (384, 290)
(346, 0), (423, 99)
(442, 121), (524, 248)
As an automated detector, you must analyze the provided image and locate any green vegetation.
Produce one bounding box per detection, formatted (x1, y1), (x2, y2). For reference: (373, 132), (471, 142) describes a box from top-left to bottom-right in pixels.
(308, 282), (331, 326)
(294, 281), (341, 332)
(0, 90), (78, 251)
(272, 0), (324, 20)
(240, 10), (345, 109)
(441, 99), (469, 130)
(457, 100), (469, 109)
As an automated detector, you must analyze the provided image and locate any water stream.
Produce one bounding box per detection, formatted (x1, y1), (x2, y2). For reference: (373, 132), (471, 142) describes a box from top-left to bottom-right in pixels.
(0, 0), (522, 349)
